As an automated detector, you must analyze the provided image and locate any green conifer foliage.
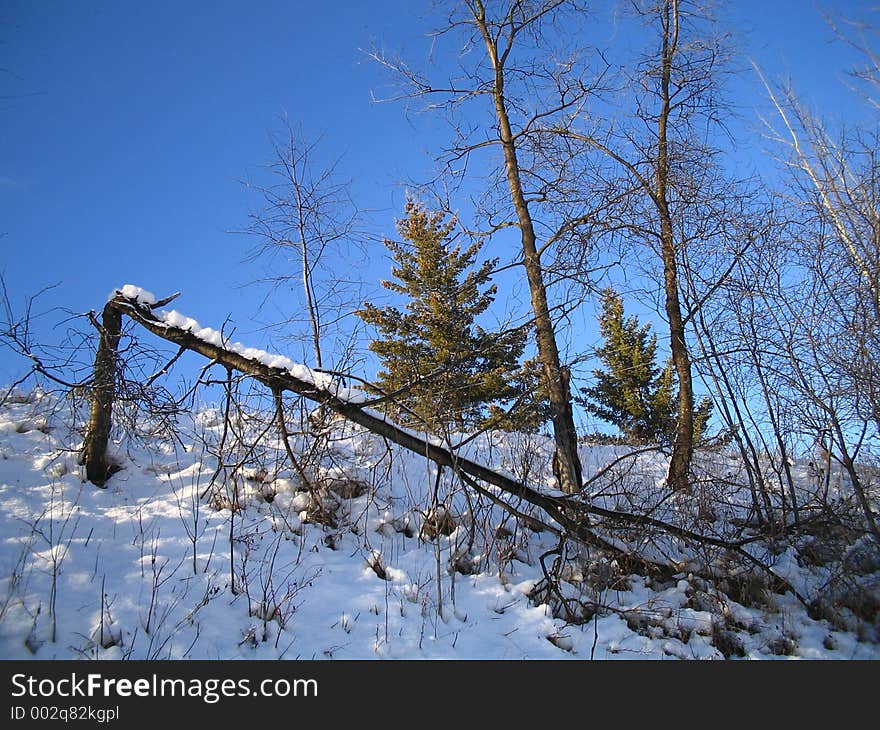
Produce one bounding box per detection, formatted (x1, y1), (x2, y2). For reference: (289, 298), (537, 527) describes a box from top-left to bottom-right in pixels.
(580, 288), (712, 445)
(357, 200), (527, 432)
(486, 356), (554, 433)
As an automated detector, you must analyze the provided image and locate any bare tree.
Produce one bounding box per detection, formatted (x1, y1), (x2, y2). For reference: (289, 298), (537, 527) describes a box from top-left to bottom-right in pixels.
(369, 0), (622, 494)
(649, 0), (696, 490)
(242, 120), (361, 370)
(752, 16), (880, 541)
(85, 287), (814, 606)
(80, 302), (122, 486)
(550, 0), (735, 490)
(0, 278), (93, 401)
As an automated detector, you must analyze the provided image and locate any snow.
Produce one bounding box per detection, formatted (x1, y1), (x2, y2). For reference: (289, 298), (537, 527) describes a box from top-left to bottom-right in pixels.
(113, 285), (373, 405)
(0, 389), (877, 660)
(112, 284), (157, 305)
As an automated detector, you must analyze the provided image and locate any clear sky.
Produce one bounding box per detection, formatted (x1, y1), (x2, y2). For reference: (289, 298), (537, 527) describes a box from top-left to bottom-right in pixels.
(0, 0), (872, 388)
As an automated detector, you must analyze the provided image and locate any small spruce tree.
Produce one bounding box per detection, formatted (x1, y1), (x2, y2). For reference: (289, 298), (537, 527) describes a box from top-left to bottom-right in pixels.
(580, 288), (712, 444)
(357, 199), (527, 432)
(485, 356), (554, 433)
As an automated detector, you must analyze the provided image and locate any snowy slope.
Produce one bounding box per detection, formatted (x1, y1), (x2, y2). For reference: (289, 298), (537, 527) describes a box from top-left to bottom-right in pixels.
(0, 389), (877, 660)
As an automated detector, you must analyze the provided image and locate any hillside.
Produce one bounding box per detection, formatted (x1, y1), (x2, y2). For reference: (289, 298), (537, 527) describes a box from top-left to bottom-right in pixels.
(0, 388), (878, 660)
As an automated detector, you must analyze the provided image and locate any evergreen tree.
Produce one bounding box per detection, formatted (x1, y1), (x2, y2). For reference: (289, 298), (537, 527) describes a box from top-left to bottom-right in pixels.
(485, 356), (554, 433)
(580, 288), (712, 445)
(357, 200), (526, 432)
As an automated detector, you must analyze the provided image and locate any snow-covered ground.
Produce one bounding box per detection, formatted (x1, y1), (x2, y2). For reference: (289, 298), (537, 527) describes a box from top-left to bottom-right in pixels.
(0, 388), (877, 660)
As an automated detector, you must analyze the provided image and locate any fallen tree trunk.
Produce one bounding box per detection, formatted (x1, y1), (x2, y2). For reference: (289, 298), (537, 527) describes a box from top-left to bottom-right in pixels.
(96, 293), (601, 539)
(82, 289), (810, 605)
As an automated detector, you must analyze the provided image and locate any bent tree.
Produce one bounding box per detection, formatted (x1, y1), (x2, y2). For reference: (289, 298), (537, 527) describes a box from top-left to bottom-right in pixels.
(371, 0), (589, 493)
(80, 286), (809, 605)
(79, 303), (122, 486)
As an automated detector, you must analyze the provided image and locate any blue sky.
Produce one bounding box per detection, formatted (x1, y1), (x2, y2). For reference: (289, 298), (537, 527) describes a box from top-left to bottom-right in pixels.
(0, 0), (872, 389)
(1, 0), (434, 374)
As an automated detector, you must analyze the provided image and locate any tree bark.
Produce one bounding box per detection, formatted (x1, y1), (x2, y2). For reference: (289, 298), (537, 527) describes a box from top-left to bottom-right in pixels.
(81, 289), (810, 605)
(657, 0), (694, 491)
(474, 0), (583, 494)
(80, 302), (122, 486)
(100, 293), (583, 520)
